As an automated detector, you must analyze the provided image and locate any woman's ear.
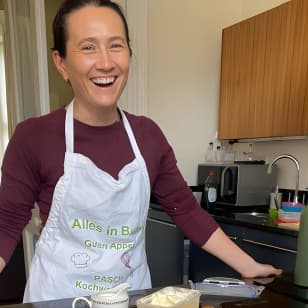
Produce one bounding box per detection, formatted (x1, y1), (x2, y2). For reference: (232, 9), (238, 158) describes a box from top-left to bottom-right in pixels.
(52, 50), (69, 82)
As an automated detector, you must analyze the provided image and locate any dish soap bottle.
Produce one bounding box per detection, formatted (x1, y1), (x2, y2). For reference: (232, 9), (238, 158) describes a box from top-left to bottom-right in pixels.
(201, 170), (217, 212)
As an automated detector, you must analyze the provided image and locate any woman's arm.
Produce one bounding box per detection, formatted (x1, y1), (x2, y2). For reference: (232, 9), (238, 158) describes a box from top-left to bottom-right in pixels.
(202, 227), (282, 278)
(0, 256), (5, 273)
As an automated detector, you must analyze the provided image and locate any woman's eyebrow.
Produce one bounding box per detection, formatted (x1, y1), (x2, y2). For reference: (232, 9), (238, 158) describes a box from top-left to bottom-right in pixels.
(77, 37), (98, 46)
(77, 36), (126, 45)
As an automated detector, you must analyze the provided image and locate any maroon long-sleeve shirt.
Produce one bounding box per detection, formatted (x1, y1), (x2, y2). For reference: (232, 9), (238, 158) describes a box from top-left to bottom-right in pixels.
(0, 108), (218, 263)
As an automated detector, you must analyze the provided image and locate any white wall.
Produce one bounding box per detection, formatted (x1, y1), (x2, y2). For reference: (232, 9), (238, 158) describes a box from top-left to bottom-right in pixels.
(148, 0), (241, 185)
(147, 0), (308, 193)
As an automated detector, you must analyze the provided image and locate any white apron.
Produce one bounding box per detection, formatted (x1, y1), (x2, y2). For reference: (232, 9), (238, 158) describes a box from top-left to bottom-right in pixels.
(23, 101), (151, 303)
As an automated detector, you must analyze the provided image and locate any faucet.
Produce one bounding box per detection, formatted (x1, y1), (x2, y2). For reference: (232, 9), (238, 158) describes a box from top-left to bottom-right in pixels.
(267, 154), (300, 204)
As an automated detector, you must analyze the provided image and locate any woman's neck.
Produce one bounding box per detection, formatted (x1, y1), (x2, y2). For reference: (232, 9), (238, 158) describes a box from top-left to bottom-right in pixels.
(73, 102), (120, 127)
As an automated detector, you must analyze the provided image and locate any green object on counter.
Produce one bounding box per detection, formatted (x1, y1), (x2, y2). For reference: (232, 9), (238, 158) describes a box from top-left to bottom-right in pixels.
(294, 205), (308, 287)
(269, 208), (278, 220)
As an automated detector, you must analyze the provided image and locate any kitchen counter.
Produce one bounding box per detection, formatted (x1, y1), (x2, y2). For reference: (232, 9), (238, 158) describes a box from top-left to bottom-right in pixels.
(1, 276), (307, 308)
(211, 206), (298, 237)
(150, 201), (298, 237)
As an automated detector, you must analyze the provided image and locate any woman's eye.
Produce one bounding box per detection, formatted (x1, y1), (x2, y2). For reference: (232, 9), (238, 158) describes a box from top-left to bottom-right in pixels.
(110, 43), (125, 51)
(81, 45), (96, 52)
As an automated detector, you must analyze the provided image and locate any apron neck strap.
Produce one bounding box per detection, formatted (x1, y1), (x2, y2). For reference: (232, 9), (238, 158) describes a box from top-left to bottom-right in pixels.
(65, 100), (142, 159)
(65, 100), (75, 153)
(119, 109), (142, 159)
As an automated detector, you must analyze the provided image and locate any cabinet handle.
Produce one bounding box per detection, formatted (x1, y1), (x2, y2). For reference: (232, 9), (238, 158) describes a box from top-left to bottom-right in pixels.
(147, 218), (176, 228)
(242, 238), (297, 254)
(228, 236), (237, 241)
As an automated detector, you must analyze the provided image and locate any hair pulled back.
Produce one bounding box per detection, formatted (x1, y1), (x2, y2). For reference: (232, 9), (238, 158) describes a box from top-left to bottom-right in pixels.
(52, 0), (132, 58)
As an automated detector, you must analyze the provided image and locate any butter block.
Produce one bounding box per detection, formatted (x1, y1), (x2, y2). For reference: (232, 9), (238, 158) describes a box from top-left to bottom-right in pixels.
(136, 287), (200, 308)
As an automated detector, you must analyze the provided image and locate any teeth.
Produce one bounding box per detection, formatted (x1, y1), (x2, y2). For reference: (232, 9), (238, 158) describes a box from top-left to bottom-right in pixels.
(92, 77), (115, 85)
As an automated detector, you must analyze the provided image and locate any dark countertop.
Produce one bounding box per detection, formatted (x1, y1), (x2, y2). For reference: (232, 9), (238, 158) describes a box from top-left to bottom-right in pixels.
(212, 209), (298, 237)
(1, 276), (308, 308)
(149, 202), (298, 237)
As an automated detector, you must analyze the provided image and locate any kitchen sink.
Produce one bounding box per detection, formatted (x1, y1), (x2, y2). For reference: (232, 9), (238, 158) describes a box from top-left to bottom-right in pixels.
(234, 212), (272, 225)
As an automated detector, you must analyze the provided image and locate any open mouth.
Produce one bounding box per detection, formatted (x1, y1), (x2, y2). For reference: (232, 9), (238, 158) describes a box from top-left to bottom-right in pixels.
(91, 76), (116, 87)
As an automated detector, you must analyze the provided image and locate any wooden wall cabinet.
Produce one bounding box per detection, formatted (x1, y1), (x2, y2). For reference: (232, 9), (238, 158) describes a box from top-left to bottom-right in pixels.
(218, 0), (308, 140)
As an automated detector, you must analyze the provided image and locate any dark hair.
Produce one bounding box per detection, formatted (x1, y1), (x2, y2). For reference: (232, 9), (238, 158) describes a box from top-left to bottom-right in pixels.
(52, 0), (132, 58)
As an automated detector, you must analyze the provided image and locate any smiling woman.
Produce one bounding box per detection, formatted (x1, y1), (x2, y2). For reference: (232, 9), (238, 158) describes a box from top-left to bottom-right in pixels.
(0, 1), (282, 305)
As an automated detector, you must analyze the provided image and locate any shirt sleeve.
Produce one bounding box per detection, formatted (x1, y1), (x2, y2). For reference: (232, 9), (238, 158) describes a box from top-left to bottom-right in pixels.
(150, 135), (218, 248)
(0, 121), (39, 263)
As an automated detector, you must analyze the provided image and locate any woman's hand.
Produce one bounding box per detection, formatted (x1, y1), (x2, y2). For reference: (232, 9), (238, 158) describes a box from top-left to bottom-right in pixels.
(0, 256), (6, 273)
(240, 261), (282, 279)
(202, 227), (283, 279)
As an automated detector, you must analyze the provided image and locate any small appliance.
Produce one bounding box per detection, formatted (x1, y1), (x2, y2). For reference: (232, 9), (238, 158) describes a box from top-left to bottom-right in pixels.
(198, 163), (277, 206)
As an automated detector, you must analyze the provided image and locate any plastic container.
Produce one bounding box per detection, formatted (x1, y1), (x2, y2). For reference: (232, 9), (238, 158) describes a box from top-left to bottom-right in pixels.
(205, 142), (215, 162)
(216, 145), (225, 162)
(193, 281), (260, 298)
(278, 209), (301, 222)
(281, 202), (304, 213)
(136, 287), (201, 308)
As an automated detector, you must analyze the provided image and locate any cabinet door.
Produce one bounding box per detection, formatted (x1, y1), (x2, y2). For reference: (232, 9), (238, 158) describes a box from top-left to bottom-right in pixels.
(219, 9), (274, 139)
(188, 223), (242, 281)
(219, 0), (308, 139)
(239, 228), (297, 273)
(249, 4), (290, 137)
(146, 217), (184, 288)
(219, 22), (253, 139)
(294, 0), (308, 135)
(282, 0), (308, 136)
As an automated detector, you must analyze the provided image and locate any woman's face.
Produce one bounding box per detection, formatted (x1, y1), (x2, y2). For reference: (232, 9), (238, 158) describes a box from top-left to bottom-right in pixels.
(53, 5), (130, 112)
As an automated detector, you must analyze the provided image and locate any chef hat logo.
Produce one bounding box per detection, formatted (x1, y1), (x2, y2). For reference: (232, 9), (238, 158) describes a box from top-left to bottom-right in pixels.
(71, 252), (91, 268)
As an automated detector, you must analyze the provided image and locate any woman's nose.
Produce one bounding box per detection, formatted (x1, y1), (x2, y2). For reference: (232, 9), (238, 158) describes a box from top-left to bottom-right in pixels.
(95, 49), (114, 70)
